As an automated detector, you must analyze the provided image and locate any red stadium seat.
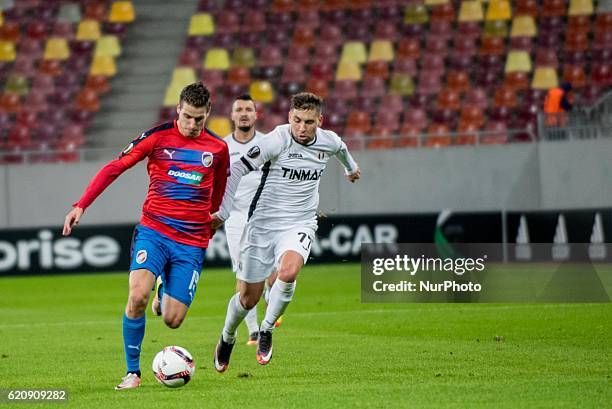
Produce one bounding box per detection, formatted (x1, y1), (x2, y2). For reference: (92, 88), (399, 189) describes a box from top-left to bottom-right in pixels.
(305, 78), (329, 98)
(460, 105), (486, 128)
(402, 108), (428, 131)
(424, 123), (452, 148)
(541, 0), (566, 17)
(364, 60), (389, 79)
(482, 121), (509, 144)
(447, 70), (471, 94)
(292, 25), (316, 47)
(319, 25), (343, 47)
(360, 77), (386, 98)
(331, 80), (358, 100)
(397, 124), (421, 148)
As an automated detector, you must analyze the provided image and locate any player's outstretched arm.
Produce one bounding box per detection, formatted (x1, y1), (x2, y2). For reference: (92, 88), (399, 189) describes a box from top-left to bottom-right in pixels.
(333, 139), (361, 183)
(216, 158), (255, 222)
(63, 206), (84, 236)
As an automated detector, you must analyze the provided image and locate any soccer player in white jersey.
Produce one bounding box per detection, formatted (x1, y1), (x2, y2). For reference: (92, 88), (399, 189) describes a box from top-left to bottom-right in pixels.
(211, 92), (361, 371)
(224, 94), (266, 346)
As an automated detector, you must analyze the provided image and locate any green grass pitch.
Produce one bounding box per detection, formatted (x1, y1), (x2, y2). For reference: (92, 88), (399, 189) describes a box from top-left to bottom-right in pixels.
(0, 263), (610, 408)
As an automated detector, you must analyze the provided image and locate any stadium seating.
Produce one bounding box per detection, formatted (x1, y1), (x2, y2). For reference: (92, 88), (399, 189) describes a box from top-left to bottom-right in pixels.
(151, 0), (612, 148)
(0, 0), (134, 161)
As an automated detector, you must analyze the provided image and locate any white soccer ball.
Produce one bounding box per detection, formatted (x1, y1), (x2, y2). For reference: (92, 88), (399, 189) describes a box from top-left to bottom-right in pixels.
(152, 346), (196, 388)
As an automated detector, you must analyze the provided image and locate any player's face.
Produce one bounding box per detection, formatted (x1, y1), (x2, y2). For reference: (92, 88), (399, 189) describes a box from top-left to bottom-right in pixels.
(176, 102), (209, 138)
(231, 100), (257, 131)
(289, 108), (322, 145)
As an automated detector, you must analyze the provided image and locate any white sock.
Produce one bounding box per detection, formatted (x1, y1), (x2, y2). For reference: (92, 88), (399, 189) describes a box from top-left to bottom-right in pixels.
(263, 285), (270, 304)
(261, 279), (295, 332)
(244, 304), (259, 334)
(222, 293), (249, 343)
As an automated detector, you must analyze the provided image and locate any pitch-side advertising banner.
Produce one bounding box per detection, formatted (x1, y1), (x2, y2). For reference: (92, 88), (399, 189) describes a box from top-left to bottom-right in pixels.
(0, 209), (610, 276)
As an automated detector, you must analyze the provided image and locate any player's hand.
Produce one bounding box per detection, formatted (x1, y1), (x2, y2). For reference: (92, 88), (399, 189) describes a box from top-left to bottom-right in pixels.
(346, 168), (361, 183)
(210, 212), (224, 230)
(63, 207), (84, 236)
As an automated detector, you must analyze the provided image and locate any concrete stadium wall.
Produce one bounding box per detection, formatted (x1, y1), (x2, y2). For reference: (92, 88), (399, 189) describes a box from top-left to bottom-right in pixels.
(1, 139), (611, 229)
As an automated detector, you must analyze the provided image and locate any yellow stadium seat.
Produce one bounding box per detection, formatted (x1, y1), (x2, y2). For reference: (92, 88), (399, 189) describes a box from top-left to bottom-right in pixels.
(336, 61), (362, 81)
(231, 47), (255, 68)
(207, 117), (232, 136)
(203, 48), (230, 70)
(163, 85), (182, 106)
(531, 67), (559, 89)
(90, 55), (117, 76)
(249, 81), (275, 103)
(188, 13), (215, 36)
(76, 19), (101, 41)
(340, 41), (367, 64)
(170, 67), (197, 89)
(483, 20), (508, 37)
(43, 37), (70, 60)
(425, 0), (449, 5)
(4, 74), (28, 95)
(0, 41), (16, 62)
(95, 35), (121, 57)
(389, 74), (414, 96)
(458, 1), (484, 22)
(569, 0), (594, 16)
(486, 0), (512, 21)
(368, 40), (394, 62)
(404, 5), (428, 25)
(108, 1), (135, 23)
(510, 15), (537, 37)
(504, 50), (532, 73)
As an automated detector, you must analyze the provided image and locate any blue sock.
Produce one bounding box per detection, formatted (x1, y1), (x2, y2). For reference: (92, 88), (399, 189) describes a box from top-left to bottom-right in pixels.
(122, 314), (145, 374)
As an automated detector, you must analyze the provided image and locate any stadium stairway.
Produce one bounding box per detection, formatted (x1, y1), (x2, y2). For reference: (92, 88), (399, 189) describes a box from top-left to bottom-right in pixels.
(87, 0), (198, 152)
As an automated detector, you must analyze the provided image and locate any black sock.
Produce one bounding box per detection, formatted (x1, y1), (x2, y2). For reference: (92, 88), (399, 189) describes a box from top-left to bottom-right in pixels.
(127, 370), (141, 377)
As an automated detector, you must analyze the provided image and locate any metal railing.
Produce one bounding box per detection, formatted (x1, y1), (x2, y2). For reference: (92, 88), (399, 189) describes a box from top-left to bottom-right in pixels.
(0, 147), (118, 165)
(344, 128), (536, 150)
(538, 90), (612, 142)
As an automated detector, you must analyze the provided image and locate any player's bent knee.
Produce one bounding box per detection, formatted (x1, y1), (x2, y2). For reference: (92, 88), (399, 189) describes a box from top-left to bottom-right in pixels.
(127, 291), (149, 313)
(163, 315), (184, 329)
(277, 266), (299, 283)
(277, 251), (303, 282)
(240, 295), (259, 310)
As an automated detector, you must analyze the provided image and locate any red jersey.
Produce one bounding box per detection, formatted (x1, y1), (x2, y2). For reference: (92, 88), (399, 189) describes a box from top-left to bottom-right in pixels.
(75, 121), (229, 248)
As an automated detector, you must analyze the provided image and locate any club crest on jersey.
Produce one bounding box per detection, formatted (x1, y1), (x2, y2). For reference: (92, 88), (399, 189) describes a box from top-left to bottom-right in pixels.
(247, 146), (260, 159)
(136, 250), (147, 264)
(122, 142), (134, 155)
(201, 152), (214, 167)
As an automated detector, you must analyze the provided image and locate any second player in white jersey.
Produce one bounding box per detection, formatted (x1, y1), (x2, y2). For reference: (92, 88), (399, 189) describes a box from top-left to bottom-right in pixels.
(223, 94), (266, 346)
(223, 129), (264, 270)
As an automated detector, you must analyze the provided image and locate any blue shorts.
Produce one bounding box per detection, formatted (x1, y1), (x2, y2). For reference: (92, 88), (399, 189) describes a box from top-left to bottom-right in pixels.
(129, 225), (206, 307)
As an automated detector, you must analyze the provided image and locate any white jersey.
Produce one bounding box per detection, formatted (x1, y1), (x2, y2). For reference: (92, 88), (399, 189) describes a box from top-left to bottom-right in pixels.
(219, 124), (359, 231)
(223, 131), (265, 226)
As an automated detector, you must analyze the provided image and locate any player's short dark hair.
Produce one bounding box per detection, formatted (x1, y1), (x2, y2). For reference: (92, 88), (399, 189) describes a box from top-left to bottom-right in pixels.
(291, 92), (324, 114)
(235, 94), (253, 102)
(179, 82), (211, 110)
(232, 94), (256, 110)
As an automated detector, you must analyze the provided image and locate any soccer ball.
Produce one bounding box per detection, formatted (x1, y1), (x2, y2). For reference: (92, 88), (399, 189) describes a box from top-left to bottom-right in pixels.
(152, 346), (195, 388)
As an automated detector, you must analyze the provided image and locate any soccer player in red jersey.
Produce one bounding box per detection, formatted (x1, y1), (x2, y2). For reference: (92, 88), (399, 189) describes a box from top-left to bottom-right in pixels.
(62, 82), (229, 390)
